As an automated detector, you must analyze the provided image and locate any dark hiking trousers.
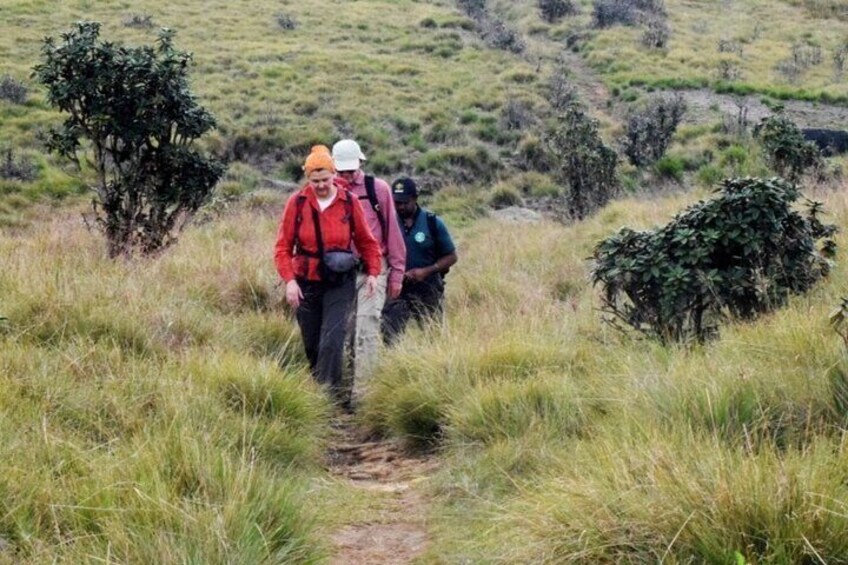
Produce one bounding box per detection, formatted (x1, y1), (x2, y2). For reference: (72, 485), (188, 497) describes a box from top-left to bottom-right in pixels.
(381, 276), (444, 346)
(295, 276), (356, 400)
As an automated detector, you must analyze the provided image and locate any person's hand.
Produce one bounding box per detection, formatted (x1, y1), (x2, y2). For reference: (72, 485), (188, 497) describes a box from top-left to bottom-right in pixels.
(388, 280), (402, 300)
(285, 280), (303, 309)
(364, 275), (378, 298)
(404, 267), (430, 283)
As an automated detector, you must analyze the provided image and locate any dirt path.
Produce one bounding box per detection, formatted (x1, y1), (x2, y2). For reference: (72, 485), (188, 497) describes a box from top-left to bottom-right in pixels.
(325, 415), (438, 564)
(555, 48), (616, 120)
(533, 31), (848, 131)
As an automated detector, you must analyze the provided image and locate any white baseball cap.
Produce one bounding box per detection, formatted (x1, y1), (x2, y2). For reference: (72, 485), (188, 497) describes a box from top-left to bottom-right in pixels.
(332, 139), (367, 171)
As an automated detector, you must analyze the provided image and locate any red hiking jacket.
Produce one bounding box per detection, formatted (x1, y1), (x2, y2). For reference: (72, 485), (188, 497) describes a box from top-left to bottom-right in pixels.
(275, 181), (382, 283)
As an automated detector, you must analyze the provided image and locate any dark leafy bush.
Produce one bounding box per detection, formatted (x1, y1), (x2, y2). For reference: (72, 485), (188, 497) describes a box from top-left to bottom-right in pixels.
(717, 39), (743, 56)
(593, 177), (837, 342)
(538, 0), (578, 23)
(754, 115), (823, 182)
(593, 0), (639, 27)
(548, 68), (579, 111)
(0, 75), (27, 104)
(0, 149), (37, 181)
(834, 41), (848, 77)
(275, 12), (298, 30)
(775, 42), (823, 83)
(457, 0), (487, 19)
(545, 103), (618, 219)
(122, 13), (154, 29)
(622, 94), (686, 167)
(592, 0), (664, 28)
(456, 0), (524, 53)
(34, 22), (225, 257)
(499, 99), (536, 131)
(717, 59), (742, 81)
(641, 16), (670, 49)
(483, 19), (525, 53)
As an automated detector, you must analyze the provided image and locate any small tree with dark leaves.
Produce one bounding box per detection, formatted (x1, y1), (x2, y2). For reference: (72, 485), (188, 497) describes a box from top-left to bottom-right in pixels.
(34, 22), (225, 257)
(538, 0), (578, 23)
(545, 103), (618, 219)
(623, 94), (686, 167)
(754, 115), (822, 182)
(593, 177), (837, 342)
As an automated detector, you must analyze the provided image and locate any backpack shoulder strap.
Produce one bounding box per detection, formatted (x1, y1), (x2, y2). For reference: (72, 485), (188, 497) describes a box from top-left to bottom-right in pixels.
(294, 194), (307, 253)
(311, 206), (324, 257)
(426, 211), (440, 252)
(364, 175), (388, 243)
(344, 193), (354, 247)
(426, 211), (449, 277)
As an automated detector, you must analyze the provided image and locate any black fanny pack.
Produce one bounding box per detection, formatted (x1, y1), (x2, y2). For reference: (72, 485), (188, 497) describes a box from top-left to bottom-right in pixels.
(320, 249), (357, 286)
(310, 202), (357, 286)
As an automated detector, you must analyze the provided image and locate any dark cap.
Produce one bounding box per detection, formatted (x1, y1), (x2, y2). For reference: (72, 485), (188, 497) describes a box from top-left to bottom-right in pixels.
(391, 177), (418, 202)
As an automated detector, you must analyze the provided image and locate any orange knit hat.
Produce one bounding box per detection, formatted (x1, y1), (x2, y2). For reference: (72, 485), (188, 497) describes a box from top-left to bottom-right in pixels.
(303, 145), (335, 175)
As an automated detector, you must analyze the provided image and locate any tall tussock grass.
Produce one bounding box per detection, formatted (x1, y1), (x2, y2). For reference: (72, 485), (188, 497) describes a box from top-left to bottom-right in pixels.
(0, 208), (329, 561)
(508, 430), (848, 562)
(363, 183), (848, 562)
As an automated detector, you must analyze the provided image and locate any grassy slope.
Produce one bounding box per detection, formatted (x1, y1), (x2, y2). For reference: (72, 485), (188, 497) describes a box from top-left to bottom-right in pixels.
(0, 0), (543, 225)
(3, 0), (848, 562)
(500, 0), (848, 103)
(0, 202), (339, 561)
(363, 183), (848, 562)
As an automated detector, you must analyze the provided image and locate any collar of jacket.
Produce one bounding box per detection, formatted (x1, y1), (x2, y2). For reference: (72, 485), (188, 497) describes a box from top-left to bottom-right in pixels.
(299, 179), (352, 208)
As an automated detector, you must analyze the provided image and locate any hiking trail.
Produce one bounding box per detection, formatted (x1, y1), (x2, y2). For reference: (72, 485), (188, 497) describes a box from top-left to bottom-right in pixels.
(324, 414), (438, 564)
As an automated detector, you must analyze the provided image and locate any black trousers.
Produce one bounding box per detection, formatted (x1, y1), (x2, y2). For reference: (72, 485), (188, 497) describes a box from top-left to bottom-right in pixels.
(381, 277), (444, 346)
(295, 276), (356, 399)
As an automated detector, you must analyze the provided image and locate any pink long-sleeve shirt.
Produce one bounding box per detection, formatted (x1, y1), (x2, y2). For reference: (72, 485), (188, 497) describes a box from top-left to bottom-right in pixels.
(347, 170), (406, 288)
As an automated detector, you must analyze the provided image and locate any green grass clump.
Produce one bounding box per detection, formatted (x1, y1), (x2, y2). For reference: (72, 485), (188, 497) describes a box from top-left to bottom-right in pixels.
(655, 154), (686, 181)
(0, 206), (331, 561)
(447, 375), (591, 444)
(508, 431), (848, 562)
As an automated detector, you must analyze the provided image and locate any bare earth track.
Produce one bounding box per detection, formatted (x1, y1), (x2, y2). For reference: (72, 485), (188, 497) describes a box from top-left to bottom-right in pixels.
(553, 49), (848, 130)
(326, 416), (438, 564)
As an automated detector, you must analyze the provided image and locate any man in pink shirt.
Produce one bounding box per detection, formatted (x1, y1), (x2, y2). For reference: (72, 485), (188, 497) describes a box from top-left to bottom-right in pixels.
(332, 139), (406, 405)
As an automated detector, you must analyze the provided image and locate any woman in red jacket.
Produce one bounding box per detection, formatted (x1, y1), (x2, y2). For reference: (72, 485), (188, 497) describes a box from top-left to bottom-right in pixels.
(275, 145), (382, 404)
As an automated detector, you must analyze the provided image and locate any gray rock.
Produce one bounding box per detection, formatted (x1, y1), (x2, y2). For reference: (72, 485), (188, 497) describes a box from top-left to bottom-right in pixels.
(491, 206), (543, 223)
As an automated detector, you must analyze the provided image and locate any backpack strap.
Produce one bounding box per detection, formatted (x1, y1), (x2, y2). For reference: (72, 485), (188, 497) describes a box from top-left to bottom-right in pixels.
(309, 192), (356, 255)
(311, 206), (324, 258)
(426, 211), (440, 254)
(344, 194), (354, 248)
(295, 193), (353, 258)
(363, 175), (388, 244)
(426, 211), (450, 277)
(293, 194), (313, 256)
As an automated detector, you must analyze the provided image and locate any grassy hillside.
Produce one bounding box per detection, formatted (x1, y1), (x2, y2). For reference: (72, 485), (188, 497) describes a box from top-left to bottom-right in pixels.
(0, 0), (544, 226)
(3, 0), (847, 228)
(4, 179), (845, 561)
(0, 201), (337, 561)
(362, 181), (848, 562)
(3, 0), (848, 562)
(495, 0), (848, 103)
